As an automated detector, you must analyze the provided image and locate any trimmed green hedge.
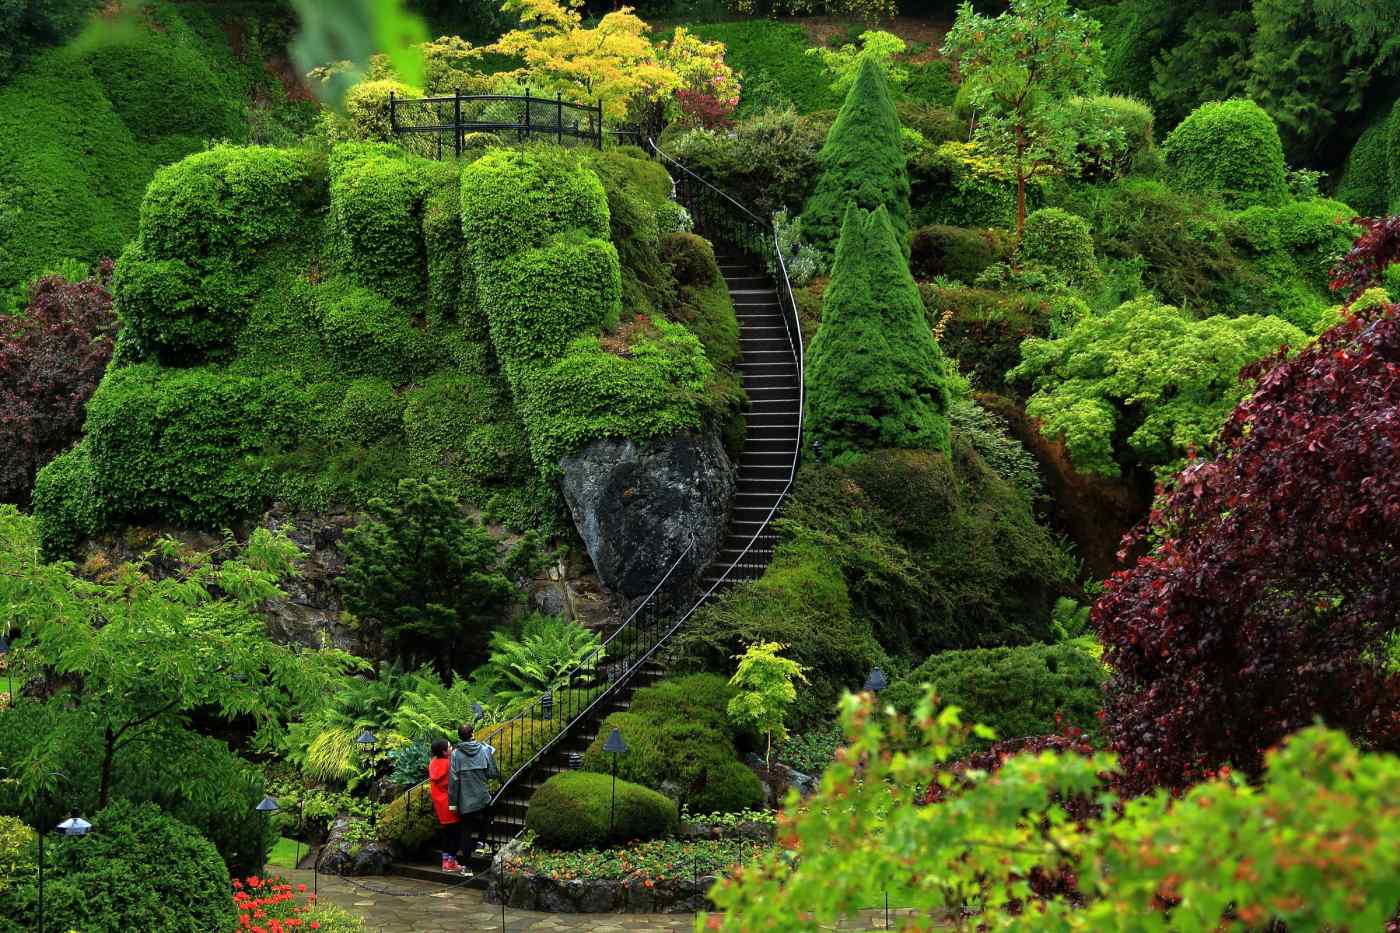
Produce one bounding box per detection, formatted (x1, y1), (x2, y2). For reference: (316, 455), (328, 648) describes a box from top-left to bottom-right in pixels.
(82, 363), (307, 529)
(1019, 208), (1101, 290)
(1162, 99), (1288, 208)
(329, 144), (431, 308)
(910, 225), (1012, 283)
(882, 642), (1105, 748)
(30, 444), (102, 560)
(1335, 109), (1391, 218)
(526, 772), (678, 850)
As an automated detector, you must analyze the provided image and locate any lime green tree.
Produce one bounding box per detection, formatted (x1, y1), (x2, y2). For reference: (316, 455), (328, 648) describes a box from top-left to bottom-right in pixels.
(701, 689), (1400, 931)
(0, 506), (357, 808)
(806, 30), (909, 97)
(801, 54), (910, 259)
(805, 205), (952, 463)
(726, 642), (808, 769)
(340, 478), (517, 671)
(1008, 297), (1304, 480)
(942, 0), (1106, 236)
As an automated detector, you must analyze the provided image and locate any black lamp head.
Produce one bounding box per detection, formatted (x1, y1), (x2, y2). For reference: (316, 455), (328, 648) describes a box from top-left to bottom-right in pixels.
(57, 811), (91, 837)
(255, 795), (280, 813)
(864, 667), (888, 693)
(355, 729), (377, 747)
(472, 702), (485, 722)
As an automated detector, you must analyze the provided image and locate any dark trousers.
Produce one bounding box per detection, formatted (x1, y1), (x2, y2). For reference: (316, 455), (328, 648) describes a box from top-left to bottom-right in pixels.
(455, 807), (490, 856)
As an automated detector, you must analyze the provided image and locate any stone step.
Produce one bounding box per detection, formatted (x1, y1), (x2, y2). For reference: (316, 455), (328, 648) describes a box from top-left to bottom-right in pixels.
(724, 531), (778, 551)
(742, 337), (792, 352)
(742, 372), (798, 388)
(723, 275), (770, 290)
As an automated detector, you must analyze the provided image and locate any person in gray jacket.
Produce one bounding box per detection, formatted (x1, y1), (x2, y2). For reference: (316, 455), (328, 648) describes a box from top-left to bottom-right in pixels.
(447, 722), (499, 868)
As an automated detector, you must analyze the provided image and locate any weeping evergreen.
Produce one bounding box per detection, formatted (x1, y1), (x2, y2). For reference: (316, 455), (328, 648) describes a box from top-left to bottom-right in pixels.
(805, 205), (952, 462)
(800, 54), (911, 259)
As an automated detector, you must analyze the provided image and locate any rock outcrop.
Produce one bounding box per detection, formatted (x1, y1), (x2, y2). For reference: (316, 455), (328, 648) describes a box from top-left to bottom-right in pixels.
(560, 430), (735, 601)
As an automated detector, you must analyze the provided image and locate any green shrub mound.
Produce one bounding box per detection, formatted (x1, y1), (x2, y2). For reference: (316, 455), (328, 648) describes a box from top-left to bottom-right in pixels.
(329, 144), (431, 308)
(1335, 107), (1393, 218)
(805, 205), (953, 463)
(919, 286), (1049, 394)
(580, 675), (763, 813)
(0, 2), (314, 299)
(1161, 99), (1288, 208)
(882, 642), (1106, 747)
(526, 772), (678, 851)
(911, 141), (1038, 231)
(32, 138), (733, 552)
(1010, 296), (1307, 480)
(1066, 95), (1156, 178)
(1019, 208), (1101, 290)
(0, 800), (236, 933)
(1390, 101), (1400, 213)
(802, 55), (911, 259)
(377, 784), (440, 854)
(910, 225), (1013, 283)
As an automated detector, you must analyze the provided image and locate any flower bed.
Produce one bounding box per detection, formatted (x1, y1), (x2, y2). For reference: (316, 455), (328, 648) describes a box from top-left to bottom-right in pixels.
(486, 836), (769, 914)
(230, 874), (367, 932)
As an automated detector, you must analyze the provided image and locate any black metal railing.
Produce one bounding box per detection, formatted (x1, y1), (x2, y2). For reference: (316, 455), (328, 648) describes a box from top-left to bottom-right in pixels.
(389, 90), (645, 157)
(480, 139), (804, 847)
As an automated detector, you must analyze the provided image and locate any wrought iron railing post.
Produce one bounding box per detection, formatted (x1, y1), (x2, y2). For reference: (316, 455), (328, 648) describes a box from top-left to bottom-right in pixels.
(389, 90), (397, 135)
(453, 88), (462, 158)
(523, 88), (531, 143)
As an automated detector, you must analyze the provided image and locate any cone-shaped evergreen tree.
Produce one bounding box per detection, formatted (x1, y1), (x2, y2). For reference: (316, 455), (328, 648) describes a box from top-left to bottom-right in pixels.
(800, 55), (911, 259)
(805, 205), (951, 462)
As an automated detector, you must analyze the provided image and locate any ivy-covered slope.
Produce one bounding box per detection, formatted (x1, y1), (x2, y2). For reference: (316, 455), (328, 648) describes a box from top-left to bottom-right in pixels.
(0, 1), (314, 304)
(32, 141), (741, 557)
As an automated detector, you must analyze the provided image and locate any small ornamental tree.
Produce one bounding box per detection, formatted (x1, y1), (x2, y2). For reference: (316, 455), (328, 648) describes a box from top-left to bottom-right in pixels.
(702, 689), (1400, 931)
(340, 478), (516, 672)
(942, 0), (1107, 236)
(1094, 217), (1400, 794)
(727, 641), (808, 769)
(801, 54), (910, 260)
(805, 205), (952, 462)
(0, 263), (116, 506)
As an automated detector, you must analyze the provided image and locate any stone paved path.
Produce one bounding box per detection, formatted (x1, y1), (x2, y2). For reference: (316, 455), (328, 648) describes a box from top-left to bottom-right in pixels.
(285, 869), (935, 932)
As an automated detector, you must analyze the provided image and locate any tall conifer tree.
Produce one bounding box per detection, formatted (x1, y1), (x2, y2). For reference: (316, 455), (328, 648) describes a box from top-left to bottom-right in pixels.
(801, 55), (910, 259)
(805, 205), (951, 462)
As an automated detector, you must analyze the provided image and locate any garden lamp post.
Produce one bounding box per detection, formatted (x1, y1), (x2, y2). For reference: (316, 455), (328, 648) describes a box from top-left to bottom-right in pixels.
(356, 730), (379, 827)
(603, 727), (628, 834)
(255, 796), (279, 876)
(864, 667), (888, 694)
(36, 772), (84, 933)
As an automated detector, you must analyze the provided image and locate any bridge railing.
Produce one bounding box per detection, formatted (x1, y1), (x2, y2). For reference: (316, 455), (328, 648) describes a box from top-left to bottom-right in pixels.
(389, 90), (643, 157)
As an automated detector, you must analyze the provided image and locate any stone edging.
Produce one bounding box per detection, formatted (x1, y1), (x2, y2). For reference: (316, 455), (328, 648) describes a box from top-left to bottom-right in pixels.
(482, 842), (718, 914)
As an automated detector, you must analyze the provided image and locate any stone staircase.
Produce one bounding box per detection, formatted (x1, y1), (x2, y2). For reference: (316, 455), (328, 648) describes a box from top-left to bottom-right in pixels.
(390, 149), (803, 888)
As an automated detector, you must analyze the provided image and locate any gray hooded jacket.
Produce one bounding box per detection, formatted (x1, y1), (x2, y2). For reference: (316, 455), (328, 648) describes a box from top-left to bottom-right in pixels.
(447, 739), (499, 814)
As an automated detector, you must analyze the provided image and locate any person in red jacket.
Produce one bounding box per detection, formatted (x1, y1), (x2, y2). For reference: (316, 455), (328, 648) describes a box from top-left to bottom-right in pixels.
(427, 738), (462, 873)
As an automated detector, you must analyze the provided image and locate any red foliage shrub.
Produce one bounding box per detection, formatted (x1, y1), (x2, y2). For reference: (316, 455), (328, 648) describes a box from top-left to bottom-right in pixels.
(0, 261), (116, 505)
(1094, 218), (1400, 795)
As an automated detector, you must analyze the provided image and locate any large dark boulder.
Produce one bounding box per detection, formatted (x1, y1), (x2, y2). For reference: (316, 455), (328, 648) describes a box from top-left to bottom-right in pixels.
(560, 430), (735, 600)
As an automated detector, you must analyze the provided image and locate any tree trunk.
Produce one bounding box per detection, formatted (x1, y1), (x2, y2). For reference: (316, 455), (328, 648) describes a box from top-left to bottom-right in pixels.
(1015, 121), (1028, 238)
(98, 724), (115, 809)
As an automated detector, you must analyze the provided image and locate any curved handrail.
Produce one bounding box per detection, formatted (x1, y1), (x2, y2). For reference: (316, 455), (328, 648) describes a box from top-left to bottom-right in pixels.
(480, 139), (804, 846)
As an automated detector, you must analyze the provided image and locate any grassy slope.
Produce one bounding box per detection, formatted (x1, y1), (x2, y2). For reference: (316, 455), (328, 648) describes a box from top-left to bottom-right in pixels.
(0, 2), (312, 304)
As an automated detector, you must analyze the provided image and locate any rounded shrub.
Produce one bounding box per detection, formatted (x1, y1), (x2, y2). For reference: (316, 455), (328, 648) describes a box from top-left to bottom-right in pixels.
(1019, 208), (1100, 290)
(1067, 95), (1155, 178)
(320, 281), (433, 383)
(138, 145), (320, 264)
(112, 248), (249, 362)
(688, 760), (766, 815)
(377, 784), (439, 854)
(31, 443), (102, 559)
(525, 771), (678, 850)
(626, 673), (740, 738)
(1161, 99), (1288, 207)
(660, 232), (717, 289)
(336, 378), (405, 445)
(485, 236), (622, 365)
(910, 225), (1012, 283)
(81, 363), (308, 529)
(403, 373), (529, 487)
(882, 642), (1106, 748)
(328, 144), (430, 308)
(1335, 109), (1391, 217)
(1, 800), (236, 932)
(344, 79), (415, 142)
(459, 148), (611, 269)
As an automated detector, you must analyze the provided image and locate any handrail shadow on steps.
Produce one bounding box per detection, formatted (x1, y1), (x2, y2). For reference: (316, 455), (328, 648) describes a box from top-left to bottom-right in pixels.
(480, 138), (805, 846)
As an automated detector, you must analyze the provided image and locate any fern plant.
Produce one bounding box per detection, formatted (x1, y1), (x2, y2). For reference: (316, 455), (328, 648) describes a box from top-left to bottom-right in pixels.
(476, 614), (605, 713)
